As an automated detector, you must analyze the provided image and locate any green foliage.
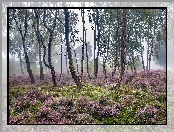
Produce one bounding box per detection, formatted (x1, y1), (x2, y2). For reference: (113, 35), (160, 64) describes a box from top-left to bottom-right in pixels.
(9, 70), (166, 124)
(9, 86), (29, 103)
(87, 9), (166, 69)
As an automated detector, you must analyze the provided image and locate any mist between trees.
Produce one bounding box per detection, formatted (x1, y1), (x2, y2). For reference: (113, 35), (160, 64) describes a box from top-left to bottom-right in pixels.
(8, 8), (166, 88)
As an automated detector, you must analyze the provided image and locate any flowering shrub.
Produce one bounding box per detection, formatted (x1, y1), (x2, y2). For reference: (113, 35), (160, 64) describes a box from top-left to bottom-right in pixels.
(137, 104), (166, 124)
(75, 113), (94, 124)
(132, 78), (150, 89)
(74, 96), (88, 113)
(9, 70), (166, 124)
(86, 101), (102, 116)
(100, 103), (121, 118)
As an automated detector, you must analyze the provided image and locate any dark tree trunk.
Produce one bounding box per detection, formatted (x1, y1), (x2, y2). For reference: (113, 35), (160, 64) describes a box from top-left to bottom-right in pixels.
(48, 40), (57, 86)
(128, 53), (133, 73)
(103, 35), (109, 79)
(104, 12), (111, 79)
(148, 42), (151, 71)
(103, 60), (107, 79)
(77, 64), (79, 74)
(24, 46), (35, 84)
(126, 18), (132, 73)
(43, 9), (57, 86)
(112, 9), (120, 78)
(81, 9), (85, 80)
(96, 9), (100, 78)
(64, 9), (82, 89)
(39, 41), (44, 80)
(147, 39), (149, 71)
(140, 45), (145, 72)
(61, 44), (63, 74)
(118, 9), (127, 84)
(148, 24), (152, 71)
(94, 13), (97, 78)
(14, 9), (35, 84)
(146, 23), (150, 71)
(103, 57), (105, 74)
(33, 9), (44, 80)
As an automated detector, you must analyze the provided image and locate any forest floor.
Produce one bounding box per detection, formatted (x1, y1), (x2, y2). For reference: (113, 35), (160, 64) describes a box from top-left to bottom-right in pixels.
(8, 70), (166, 124)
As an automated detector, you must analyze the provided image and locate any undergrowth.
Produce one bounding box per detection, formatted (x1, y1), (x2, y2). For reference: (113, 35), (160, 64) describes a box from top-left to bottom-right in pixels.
(9, 70), (166, 124)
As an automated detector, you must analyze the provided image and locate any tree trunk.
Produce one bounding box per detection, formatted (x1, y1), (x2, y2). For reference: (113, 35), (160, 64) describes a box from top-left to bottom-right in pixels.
(34, 9), (44, 80)
(66, 50), (70, 74)
(47, 36), (57, 86)
(39, 42), (44, 80)
(118, 9), (127, 84)
(23, 41), (35, 84)
(59, 44), (63, 80)
(15, 9), (35, 84)
(85, 41), (91, 80)
(48, 40), (57, 86)
(112, 9), (119, 78)
(94, 14), (97, 78)
(146, 22), (150, 71)
(64, 9), (82, 89)
(81, 9), (85, 80)
(147, 38), (149, 71)
(139, 25), (145, 71)
(96, 9), (100, 78)
(19, 48), (24, 75)
(42, 9), (57, 86)
(128, 53), (133, 73)
(131, 50), (137, 75)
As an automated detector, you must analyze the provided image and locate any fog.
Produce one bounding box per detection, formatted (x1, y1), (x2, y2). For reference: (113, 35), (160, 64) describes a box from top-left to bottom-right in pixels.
(7, 8), (167, 76)
(73, 9), (166, 71)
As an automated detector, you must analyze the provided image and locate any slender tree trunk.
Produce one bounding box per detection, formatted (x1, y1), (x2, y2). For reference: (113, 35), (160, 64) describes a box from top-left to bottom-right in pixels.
(112, 9), (119, 78)
(43, 9), (57, 86)
(64, 9), (82, 89)
(19, 48), (24, 75)
(13, 9), (35, 84)
(47, 34), (57, 86)
(66, 51), (69, 74)
(139, 24), (145, 71)
(103, 57), (105, 74)
(103, 35), (109, 79)
(81, 9), (85, 80)
(96, 9), (100, 78)
(146, 22), (150, 71)
(85, 41), (91, 79)
(61, 44), (62, 74)
(118, 9), (127, 84)
(23, 40), (35, 84)
(128, 53), (133, 73)
(39, 41), (44, 80)
(149, 41), (151, 71)
(131, 51), (137, 75)
(94, 12), (97, 78)
(104, 13), (111, 79)
(34, 9), (44, 80)
(48, 40), (57, 86)
(59, 44), (63, 80)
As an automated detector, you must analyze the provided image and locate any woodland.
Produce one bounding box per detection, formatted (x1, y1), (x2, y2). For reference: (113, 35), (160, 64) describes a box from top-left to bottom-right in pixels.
(8, 7), (166, 124)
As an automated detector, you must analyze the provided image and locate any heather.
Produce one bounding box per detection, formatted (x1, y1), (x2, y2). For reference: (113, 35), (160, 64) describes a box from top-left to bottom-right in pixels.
(9, 69), (166, 124)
